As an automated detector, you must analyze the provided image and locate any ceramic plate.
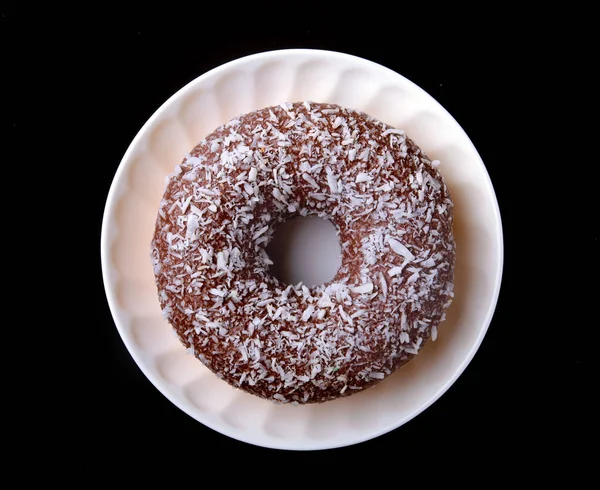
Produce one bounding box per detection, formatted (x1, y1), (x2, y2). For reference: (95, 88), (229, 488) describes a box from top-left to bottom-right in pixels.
(101, 48), (503, 450)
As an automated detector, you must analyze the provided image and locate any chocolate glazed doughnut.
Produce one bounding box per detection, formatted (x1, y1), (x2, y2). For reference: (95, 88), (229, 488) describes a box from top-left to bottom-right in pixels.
(151, 102), (455, 404)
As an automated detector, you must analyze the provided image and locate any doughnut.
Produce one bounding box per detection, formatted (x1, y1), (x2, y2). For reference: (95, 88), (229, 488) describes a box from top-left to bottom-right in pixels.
(151, 101), (455, 404)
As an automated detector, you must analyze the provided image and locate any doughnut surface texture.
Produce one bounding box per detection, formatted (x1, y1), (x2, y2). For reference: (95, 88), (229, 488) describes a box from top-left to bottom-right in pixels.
(151, 102), (455, 404)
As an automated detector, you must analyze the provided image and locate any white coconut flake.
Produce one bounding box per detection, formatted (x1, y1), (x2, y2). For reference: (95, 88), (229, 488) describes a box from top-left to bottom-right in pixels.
(186, 214), (198, 240)
(355, 172), (372, 183)
(190, 204), (203, 217)
(421, 258), (436, 268)
(181, 196), (192, 213)
(388, 238), (415, 261)
(252, 225), (269, 240)
(379, 272), (387, 298)
(216, 251), (228, 270)
(326, 168), (339, 194)
(302, 173), (319, 189)
(273, 306), (285, 320)
(382, 128), (405, 136)
(272, 188), (286, 202)
(407, 271), (420, 284)
(388, 266), (403, 277)
(416, 170), (423, 186)
(248, 167), (258, 181)
(302, 305), (315, 322)
(238, 344), (248, 362)
(351, 282), (373, 294)
(273, 393), (287, 403)
(339, 305), (353, 325)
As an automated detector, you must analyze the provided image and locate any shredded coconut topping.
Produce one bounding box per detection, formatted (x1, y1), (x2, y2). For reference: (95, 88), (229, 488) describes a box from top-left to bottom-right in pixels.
(151, 102), (455, 404)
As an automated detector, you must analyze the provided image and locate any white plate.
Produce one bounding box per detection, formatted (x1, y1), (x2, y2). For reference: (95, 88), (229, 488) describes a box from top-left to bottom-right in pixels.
(101, 48), (503, 450)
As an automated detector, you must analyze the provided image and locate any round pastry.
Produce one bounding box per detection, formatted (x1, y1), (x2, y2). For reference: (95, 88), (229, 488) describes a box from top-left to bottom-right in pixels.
(151, 101), (455, 404)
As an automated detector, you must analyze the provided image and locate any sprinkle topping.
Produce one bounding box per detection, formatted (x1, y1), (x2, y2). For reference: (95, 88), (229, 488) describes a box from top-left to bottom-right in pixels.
(151, 102), (455, 404)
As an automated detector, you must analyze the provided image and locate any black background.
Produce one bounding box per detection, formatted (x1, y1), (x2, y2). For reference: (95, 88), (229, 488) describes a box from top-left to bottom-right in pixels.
(3, 11), (592, 482)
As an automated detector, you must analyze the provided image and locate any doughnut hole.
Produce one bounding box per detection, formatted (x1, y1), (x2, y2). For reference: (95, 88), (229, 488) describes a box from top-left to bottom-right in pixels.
(266, 216), (342, 288)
